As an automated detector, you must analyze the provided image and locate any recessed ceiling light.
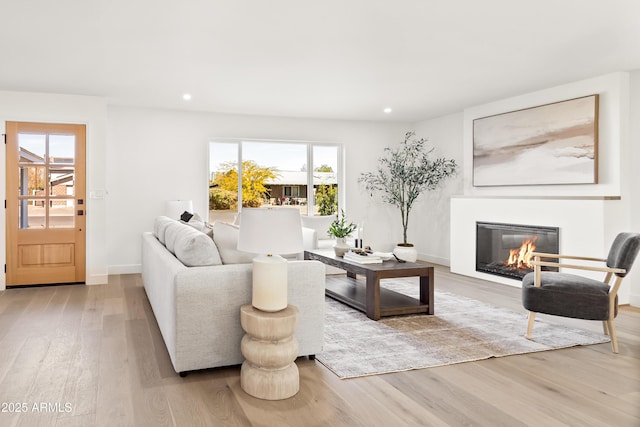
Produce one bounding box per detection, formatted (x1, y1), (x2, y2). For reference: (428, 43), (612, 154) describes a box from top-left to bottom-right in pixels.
(183, 93), (192, 101)
(383, 107), (392, 114)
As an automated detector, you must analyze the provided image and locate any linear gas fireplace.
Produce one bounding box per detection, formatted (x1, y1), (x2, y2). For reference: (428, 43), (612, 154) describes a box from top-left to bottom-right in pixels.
(476, 222), (559, 280)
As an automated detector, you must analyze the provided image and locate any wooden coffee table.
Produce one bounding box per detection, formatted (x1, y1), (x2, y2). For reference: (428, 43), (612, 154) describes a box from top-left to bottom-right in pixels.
(304, 249), (434, 320)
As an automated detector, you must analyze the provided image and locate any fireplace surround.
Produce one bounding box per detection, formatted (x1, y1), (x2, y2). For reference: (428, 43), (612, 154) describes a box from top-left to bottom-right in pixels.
(451, 197), (627, 301)
(476, 222), (559, 280)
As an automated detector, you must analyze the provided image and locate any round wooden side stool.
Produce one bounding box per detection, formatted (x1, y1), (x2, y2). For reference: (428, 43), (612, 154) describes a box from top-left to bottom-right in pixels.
(240, 304), (299, 400)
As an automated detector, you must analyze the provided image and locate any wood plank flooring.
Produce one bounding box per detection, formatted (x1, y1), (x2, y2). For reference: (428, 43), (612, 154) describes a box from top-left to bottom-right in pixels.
(0, 268), (638, 426)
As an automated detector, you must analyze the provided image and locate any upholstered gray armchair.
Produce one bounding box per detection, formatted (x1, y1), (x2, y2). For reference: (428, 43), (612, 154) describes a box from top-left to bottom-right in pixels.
(522, 232), (640, 353)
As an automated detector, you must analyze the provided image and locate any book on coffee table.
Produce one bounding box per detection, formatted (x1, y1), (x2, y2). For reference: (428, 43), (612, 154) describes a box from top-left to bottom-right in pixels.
(344, 252), (383, 264)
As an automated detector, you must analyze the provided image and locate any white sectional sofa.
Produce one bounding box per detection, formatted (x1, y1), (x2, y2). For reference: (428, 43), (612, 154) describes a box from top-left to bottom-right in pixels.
(141, 216), (325, 375)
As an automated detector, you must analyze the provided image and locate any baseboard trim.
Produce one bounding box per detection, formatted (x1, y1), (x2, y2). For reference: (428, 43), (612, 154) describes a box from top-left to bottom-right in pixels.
(108, 264), (142, 275)
(418, 253), (450, 267)
(86, 273), (108, 285)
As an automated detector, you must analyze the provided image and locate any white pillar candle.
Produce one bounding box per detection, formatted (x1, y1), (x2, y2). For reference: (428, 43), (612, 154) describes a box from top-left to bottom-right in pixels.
(252, 254), (288, 312)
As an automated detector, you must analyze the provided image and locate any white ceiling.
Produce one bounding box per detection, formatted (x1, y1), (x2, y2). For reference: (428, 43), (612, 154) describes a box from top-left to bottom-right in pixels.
(1, 1), (639, 122)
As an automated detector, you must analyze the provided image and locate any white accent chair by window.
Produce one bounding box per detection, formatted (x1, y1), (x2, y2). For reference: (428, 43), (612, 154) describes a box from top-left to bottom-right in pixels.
(301, 215), (336, 249)
(301, 215), (344, 274)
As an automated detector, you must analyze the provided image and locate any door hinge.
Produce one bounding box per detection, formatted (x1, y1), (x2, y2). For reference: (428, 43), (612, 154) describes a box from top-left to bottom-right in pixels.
(2, 134), (5, 144)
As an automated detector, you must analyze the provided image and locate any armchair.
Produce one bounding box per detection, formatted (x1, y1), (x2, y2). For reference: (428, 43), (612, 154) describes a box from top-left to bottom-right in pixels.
(300, 215), (344, 274)
(522, 232), (640, 353)
(300, 215), (336, 250)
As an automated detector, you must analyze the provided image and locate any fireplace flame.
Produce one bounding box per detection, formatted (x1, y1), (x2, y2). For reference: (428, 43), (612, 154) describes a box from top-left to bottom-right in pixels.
(505, 236), (537, 270)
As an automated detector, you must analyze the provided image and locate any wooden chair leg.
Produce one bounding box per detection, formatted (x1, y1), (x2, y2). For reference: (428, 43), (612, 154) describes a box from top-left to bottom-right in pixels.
(602, 321), (609, 336)
(526, 312), (536, 339)
(606, 319), (619, 353)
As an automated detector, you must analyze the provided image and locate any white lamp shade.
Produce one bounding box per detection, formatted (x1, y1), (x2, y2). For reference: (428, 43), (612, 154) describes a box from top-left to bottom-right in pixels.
(165, 200), (193, 219)
(237, 208), (303, 255)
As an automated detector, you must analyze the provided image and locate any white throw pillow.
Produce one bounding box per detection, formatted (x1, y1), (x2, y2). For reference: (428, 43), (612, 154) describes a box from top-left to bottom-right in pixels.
(182, 212), (206, 232)
(212, 222), (256, 264)
(300, 215), (336, 240)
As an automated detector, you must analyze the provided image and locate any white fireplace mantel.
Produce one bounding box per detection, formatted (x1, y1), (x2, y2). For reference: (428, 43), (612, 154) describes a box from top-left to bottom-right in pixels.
(450, 196), (632, 304)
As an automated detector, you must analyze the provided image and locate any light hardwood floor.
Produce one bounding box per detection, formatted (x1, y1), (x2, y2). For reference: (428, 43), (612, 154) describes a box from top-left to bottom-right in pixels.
(0, 268), (638, 427)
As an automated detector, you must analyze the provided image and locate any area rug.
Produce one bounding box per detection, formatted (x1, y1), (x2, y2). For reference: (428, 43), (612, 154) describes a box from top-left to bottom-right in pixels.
(316, 278), (610, 379)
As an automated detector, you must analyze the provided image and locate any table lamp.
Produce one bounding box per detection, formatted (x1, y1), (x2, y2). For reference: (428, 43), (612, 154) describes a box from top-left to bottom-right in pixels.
(237, 207), (303, 312)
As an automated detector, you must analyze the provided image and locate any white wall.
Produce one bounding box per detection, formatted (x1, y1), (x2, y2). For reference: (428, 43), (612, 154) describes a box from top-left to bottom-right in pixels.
(0, 91), (109, 289)
(410, 113), (464, 265)
(448, 72), (638, 304)
(106, 106), (410, 273)
(629, 70), (640, 306)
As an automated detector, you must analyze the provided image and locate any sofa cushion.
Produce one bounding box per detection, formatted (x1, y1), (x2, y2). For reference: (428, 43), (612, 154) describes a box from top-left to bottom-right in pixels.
(164, 221), (183, 254)
(154, 216), (176, 245)
(182, 212), (206, 232)
(212, 222), (256, 264)
(158, 217), (222, 266)
(174, 226), (222, 267)
(522, 272), (611, 320)
(300, 215), (335, 240)
(202, 222), (214, 238)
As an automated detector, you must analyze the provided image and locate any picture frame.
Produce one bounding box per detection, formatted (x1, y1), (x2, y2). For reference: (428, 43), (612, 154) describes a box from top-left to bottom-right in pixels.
(472, 94), (599, 186)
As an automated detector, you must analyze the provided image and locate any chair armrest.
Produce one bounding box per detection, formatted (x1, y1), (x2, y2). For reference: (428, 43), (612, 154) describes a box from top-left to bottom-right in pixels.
(532, 251), (625, 274)
(531, 252), (606, 263)
(302, 226), (318, 250)
(532, 259), (626, 275)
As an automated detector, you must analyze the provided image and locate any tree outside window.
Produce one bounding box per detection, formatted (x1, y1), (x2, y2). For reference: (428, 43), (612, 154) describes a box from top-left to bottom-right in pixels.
(210, 160), (278, 209)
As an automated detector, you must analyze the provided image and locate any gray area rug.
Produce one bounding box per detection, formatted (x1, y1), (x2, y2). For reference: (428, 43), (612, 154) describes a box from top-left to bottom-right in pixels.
(316, 278), (610, 379)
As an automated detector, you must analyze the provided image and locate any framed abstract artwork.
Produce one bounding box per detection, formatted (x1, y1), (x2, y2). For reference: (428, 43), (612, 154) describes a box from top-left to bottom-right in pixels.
(473, 94), (599, 186)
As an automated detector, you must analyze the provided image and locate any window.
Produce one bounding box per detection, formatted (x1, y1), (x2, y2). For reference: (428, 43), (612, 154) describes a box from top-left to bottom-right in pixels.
(18, 132), (76, 229)
(283, 186), (300, 198)
(209, 140), (342, 222)
(313, 145), (339, 216)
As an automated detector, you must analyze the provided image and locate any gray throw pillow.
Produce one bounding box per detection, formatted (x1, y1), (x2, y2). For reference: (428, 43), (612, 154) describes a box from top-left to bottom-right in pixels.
(154, 216), (176, 245)
(174, 226), (222, 267)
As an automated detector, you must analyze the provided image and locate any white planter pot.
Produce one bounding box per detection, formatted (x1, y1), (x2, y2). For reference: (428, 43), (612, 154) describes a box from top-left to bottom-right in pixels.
(393, 244), (417, 262)
(333, 237), (350, 257)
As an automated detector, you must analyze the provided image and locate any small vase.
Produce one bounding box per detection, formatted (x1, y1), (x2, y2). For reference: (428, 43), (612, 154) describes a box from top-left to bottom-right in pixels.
(393, 244), (417, 262)
(333, 237), (350, 257)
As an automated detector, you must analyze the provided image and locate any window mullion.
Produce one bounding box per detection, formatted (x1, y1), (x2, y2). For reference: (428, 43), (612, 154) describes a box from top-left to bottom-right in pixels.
(237, 142), (243, 212)
(307, 143), (314, 215)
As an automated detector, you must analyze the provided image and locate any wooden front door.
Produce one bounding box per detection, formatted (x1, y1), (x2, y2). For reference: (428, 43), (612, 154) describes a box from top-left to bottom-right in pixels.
(5, 122), (86, 286)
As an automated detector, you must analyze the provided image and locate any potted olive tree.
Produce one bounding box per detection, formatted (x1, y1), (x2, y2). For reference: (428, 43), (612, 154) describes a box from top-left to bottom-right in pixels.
(359, 131), (457, 261)
(327, 210), (357, 257)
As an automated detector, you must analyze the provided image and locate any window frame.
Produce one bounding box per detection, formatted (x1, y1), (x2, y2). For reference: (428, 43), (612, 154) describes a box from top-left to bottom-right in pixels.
(208, 139), (343, 217)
